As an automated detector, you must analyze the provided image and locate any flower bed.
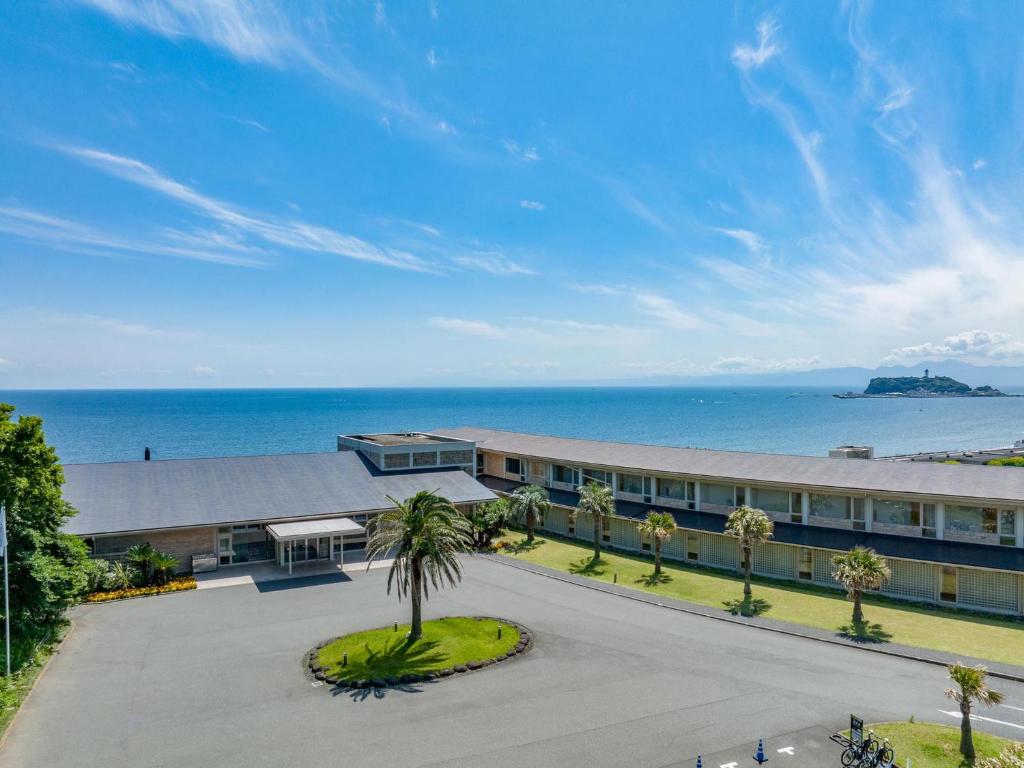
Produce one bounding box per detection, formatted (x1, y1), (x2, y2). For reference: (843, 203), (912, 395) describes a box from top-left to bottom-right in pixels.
(85, 577), (197, 603)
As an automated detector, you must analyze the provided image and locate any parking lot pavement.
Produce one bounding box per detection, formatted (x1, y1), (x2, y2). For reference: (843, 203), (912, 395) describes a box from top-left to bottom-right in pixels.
(2, 557), (1021, 768)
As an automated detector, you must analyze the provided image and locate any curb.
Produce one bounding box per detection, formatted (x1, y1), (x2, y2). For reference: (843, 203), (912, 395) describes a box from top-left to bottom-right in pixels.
(482, 553), (1024, 684)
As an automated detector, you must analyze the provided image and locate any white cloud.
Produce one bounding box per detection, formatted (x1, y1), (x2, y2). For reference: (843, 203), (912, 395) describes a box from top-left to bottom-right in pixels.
(879, 86), (913, 115)
(502, 139), (540, 163)
(972, 158), (988, 170)
(568, 282), (622, 296)
(436, 120), (457, 135)
(374, 1), (388, 28)
(519, 200), (545, 211)
(632, 291), (704, 330)
(426, 49), (438, 68)
(0, 357), (12, 370)
(885, 331), (1024, 362)
(429, 1), (439, 21)
(708, 355), (820, 373)
(453, 253), (536, 276)
(192, 365), (216, 375)
(713, 227), (767, 254)
(731, 17), (780, 70)
(56, 145), (433, 272)
(428, 317), (506, 338)
(232, 116), (270, 133)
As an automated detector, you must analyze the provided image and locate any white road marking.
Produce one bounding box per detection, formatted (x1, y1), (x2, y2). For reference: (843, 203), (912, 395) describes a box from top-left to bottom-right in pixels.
(938, 709), (1024, 731)
(777, 746), (795, 755)
(719, 763), (739, 768)
(1001, 704), (1024, 714)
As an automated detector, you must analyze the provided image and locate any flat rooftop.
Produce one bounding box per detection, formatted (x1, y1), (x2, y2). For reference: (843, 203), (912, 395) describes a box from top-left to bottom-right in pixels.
(346, 432), (464, 447)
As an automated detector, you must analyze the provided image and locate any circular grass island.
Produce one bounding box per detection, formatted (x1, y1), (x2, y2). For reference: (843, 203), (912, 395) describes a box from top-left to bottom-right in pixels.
(308, 617), (532, 689)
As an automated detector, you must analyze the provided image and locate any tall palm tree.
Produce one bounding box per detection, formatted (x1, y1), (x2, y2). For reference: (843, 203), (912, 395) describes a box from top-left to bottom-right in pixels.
(831, 546), (890, 625)
(365, 490), (474, 642)
(126, 543), (156, 585)
(724, 506), (774, 597)
(637, 511), (676, 577)
(946, 662), (1004, 762)
(575, 481), (615, 561)
(510, 484), (550, 543)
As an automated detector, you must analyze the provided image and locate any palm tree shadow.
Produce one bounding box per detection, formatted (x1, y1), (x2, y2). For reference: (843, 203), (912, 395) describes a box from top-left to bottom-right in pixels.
(505, 538), (544, 554)
(837, 620), (893, 644)
(723, 596), (772, 617)
(636, 572), (672, 587)
(569, 556), (606, 576)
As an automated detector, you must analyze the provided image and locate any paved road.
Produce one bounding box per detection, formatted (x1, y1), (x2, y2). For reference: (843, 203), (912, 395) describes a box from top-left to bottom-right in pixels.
(3, 558), (1022, 768)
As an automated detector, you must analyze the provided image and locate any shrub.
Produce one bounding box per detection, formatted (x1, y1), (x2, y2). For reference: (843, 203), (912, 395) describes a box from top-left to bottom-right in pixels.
(104, 561), (137, 591)
(83, 559), (110, 592)
(987, 457), (1024, 468)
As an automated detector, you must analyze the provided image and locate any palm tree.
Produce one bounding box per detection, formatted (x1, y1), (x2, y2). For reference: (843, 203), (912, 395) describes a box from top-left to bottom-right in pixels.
(575, 481), (615, 561)
(510, 484), (550, 543)
(466, 497), (514, 548)
(126, 543), (156, 585)
(637, 511), (676, 577)
(150, 552), (179, 585)
(946, 662), (1004, 762)
(365, 490), (474, 642)
(831, 546), (890, 625)
(724, 506), (774, 597)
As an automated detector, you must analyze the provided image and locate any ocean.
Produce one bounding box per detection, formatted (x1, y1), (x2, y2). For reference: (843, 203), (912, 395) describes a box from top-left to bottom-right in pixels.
(2, 387), (1023, 465)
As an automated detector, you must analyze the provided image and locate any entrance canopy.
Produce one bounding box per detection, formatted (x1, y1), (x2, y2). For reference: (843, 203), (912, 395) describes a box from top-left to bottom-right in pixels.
(266, 517), (365, 543)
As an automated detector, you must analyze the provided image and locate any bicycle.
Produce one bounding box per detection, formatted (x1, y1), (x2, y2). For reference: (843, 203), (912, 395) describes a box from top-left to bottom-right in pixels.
(841, 730), (879, 767)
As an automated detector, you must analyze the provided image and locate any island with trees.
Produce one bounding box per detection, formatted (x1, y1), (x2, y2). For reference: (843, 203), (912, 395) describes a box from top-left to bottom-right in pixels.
(834, 371), (1017, 398)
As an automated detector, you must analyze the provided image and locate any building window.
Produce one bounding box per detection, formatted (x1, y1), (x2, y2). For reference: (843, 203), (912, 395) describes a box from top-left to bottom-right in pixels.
(791, 492), (803, 523)
(413, 451), (438, 467)
(850, 498), (866, 531)
(384, 453), (410, 469)
(582, 468), (612, 487)
(552, 464), (580, 485)
(702, 483), (735, 507)
(439, 449), (473, 465)
(735, 487), (746, 506)
(873, 498), (921, 527)
(617, 473), (644, 495)
(945, 505), (999, 537)
(810, 493), (848, 519)
(656, 477), (694, 502)
(505, 457), (523, 476)
(999, 510), (1017, 547)
(922, 504), (937, 538)
(750, 487), (789, 516)
(476, 451), (485, 474)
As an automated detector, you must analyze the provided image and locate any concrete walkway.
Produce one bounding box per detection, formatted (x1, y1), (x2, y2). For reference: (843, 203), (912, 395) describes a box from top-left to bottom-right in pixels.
(195, 554), (394, 590)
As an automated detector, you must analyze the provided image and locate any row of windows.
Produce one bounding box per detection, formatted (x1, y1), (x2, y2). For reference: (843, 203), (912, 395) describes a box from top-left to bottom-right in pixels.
(493, 453), (1022, 547)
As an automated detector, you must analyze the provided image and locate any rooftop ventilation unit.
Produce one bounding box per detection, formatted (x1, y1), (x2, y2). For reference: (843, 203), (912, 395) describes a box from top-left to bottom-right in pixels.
(828, 445), (874, 459)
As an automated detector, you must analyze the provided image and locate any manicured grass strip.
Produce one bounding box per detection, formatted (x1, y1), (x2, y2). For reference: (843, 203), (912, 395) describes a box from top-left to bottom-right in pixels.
(317, 617), (519, 681)
(852, 722), (1015, 768)
(495, 533), (1024, 667)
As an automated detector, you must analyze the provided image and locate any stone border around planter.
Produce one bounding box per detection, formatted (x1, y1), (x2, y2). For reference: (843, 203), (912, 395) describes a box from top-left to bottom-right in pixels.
(304, 617), (533, 690)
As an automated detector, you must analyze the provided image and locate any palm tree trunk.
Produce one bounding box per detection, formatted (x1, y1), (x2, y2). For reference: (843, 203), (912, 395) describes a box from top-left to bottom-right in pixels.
(526, 509), (535, 542)
(960, 700), (975, 761)
(654, 538), (662, 576)
(852, 591), (864, 625)
(743, 545), (752, 597)
(593, 515), (601, 561)
(409, 562), (423, 642)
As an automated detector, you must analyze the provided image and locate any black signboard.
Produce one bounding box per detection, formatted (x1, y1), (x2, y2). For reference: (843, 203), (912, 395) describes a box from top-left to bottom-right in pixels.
(850, 715), (864, 746)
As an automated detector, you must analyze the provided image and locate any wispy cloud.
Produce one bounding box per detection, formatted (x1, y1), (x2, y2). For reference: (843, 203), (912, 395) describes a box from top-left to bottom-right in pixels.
(426, 49), (438, 69)
(713, 227), (766, 255)
(502, 139), (540, 163)
(0, 205), (264, 267)
(231, 116), (271, 133)
(731, 17), (780, 70)
(632, 291), (704, 330)
(453, 253), (536, 276)
(519, 200), (545, 211)
(55, 145), (433, 271)
(428, 316), (506, 338)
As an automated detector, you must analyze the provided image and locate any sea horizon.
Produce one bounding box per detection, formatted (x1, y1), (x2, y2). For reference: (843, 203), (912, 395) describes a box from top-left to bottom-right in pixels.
(4, 385), (1023, 465)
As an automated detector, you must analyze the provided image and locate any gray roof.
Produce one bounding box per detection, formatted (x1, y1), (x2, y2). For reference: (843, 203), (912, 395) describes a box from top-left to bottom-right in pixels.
(63, 451), (495, 536)
(440, 427), (1024, 504)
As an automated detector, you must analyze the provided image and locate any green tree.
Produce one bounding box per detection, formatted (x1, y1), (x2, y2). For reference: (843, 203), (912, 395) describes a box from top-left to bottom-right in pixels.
(831, 546), (890, 625)
(465, 497), (514, 548)
(575, 481), (615, 561)
(510, 484), (550, 543)
(0, 403), (91, 656)
(946, 662), (1004, 763)
(365, 490), (474, 642)
(126, 543), (156, 585)
(637, 511), (676, 577)
(150, 552), (179, 586)
(724, 506), (774, 598)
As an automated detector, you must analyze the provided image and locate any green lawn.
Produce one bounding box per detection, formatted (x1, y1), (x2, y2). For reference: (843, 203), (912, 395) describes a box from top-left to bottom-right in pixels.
(317, 617), (520, 682)
(852, 722), (1015, 767)
(495, 533), (1024, 666)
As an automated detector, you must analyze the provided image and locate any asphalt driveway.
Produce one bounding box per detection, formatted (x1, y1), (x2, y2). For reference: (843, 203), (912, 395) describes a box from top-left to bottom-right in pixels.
(3, 557), (1022, 768)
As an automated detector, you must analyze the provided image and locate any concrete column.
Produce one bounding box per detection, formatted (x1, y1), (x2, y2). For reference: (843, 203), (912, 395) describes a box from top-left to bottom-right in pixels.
(864, 498), (873, 533)
(694, 481), (701, 511)
(1016, 508), (1024, 548)
(936, 503), (945, 540)
(801, 492), (810, 525)
(611, 471), (618, 498)
(745, 486), (753, 508)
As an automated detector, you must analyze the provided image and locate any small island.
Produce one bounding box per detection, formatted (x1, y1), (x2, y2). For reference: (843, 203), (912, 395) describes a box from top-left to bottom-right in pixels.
(835, 370), (1017, 399)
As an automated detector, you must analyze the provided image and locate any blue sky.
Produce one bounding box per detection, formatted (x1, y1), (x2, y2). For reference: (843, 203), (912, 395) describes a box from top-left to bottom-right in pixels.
(2, 1), (1024, 387)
